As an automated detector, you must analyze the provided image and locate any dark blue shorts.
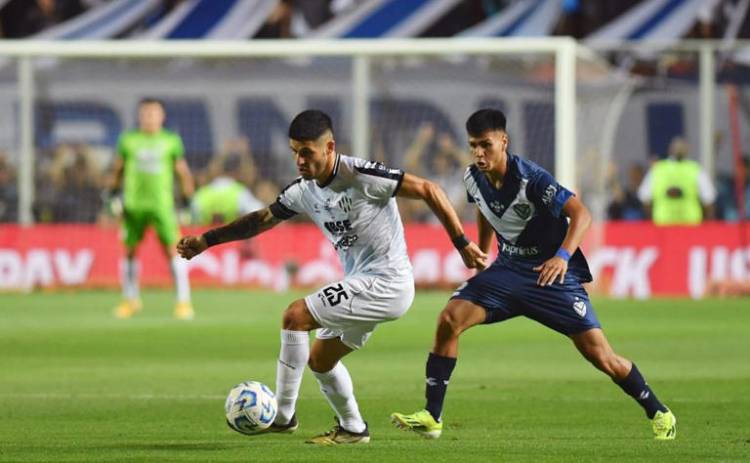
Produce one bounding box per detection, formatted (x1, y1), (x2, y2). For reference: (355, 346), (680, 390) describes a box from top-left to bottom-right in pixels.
(451, 261), (601, 335)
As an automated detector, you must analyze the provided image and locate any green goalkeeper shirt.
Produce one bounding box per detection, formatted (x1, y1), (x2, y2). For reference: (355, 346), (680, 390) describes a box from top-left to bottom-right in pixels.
(117, 129), (184, 212)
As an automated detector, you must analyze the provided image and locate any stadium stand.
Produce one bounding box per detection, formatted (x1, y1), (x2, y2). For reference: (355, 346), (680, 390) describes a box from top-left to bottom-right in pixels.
(459, 0), (561, 37)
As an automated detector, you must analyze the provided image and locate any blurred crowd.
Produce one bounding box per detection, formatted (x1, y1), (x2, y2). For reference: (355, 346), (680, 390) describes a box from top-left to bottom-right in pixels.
(0, 137), (282, 226)
(551, 0), (741, 40)
(4, 0), (746, 40)
(0, 123), (477, 225)
(1, 132), (749, 226)
(0, 152), (17, 222)
(0, 1), (530, 39)
(0, 0), (88, 38)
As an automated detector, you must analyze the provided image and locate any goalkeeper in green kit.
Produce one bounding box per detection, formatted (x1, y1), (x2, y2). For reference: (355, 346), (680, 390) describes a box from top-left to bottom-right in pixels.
(107, 98), (195, 320)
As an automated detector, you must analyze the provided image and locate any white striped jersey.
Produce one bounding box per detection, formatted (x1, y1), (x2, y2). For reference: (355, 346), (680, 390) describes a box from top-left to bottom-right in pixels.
(270, 154), (412, 277)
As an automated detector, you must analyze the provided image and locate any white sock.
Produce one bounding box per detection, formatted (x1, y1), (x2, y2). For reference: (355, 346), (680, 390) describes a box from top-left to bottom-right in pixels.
(313, 362), (366, 433)
(170, 256), (191, 303)
(121, 258), (139, 300)
(274, 330), (309, 425)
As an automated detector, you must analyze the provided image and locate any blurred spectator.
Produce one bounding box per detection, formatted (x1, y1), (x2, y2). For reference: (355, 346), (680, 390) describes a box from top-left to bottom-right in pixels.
(289, 0), (333, 37)
(257, 0), (374, 38)
(554, 0), (586, 38)
(38, 143), (102, 223)
(420, 0), (489, 37)
(637, 136), (716, 225)
(205, 137), (258, 187)
(0, 0), (85, 38)
(191, 136), (278, 261)
(253, 179), (280, 207)
(479, 0), (511, 15)
(192, 136), (283, 225)
(715, 157), (750, 221)
(553, 0), (642, 39)
(256, 0), (293, 38)
(399, 123), (472, 223)
(0, 152), (18, 222)
(607, 162), (647, 220)
(192, 154), (263, 225)
(694, 0), (724, 39)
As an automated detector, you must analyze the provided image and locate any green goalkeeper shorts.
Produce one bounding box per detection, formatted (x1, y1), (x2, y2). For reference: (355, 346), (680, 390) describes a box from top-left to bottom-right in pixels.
(121, 208), (179, 249)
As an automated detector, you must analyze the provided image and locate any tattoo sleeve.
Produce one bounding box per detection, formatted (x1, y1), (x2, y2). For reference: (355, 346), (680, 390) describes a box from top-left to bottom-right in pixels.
(203, 208), (282, 247)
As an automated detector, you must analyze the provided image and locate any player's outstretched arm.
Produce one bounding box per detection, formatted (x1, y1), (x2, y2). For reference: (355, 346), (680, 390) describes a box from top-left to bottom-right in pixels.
(174, 158), (195, 200)
(176, 207), (282, 260)
(102, 157), (125, 211)
(533, 196), (592, 286)
(396, 173), (487, 269)
(108, 157), (124, 193)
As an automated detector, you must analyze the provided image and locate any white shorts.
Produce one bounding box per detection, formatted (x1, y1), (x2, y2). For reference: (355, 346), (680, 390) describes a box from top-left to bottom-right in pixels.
(304, 272), (415, 350)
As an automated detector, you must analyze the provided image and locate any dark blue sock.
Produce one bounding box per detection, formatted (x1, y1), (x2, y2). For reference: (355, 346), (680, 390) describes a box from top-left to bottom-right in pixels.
(615, 363), (668, 419)
(424, 352), (456, 422)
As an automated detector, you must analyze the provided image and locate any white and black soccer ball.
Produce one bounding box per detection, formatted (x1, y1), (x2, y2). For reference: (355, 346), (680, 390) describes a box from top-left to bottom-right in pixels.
(224, 381), (277, 435)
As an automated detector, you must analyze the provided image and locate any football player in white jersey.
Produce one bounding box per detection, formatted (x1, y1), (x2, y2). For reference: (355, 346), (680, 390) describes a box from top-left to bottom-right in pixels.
(177, 110), (487, 444)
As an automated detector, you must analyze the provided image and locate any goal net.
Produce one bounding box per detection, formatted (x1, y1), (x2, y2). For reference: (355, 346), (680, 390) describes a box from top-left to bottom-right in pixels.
(0, 39), (660, 291)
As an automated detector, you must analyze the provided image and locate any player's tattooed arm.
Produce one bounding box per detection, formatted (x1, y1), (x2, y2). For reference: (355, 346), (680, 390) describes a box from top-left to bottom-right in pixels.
(176, 208), (282, 259)
(397, 173), (487, 269)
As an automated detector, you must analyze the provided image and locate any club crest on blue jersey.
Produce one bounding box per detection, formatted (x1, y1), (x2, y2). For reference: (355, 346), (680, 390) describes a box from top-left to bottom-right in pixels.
(512, 203), (532, 220)
(573, 297), (587, 317)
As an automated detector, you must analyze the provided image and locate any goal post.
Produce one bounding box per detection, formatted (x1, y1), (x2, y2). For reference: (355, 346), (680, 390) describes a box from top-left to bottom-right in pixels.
(0, 38), (579, 226)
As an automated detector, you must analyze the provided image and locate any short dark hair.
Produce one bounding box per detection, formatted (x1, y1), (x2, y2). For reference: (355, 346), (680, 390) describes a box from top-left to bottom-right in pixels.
(466, 109), (507, 137)
(288, 109), (333, 141)
(138, 97), (165, 108)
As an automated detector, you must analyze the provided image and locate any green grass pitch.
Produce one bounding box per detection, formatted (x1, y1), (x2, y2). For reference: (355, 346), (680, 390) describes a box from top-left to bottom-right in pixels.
(1, 290), (748, 462)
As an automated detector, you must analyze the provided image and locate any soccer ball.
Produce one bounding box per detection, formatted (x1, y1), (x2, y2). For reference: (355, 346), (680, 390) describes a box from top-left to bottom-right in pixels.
(224, 381), (277, 435)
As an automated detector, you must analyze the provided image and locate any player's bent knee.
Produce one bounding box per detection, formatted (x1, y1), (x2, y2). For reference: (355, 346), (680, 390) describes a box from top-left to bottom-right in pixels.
(281, 299), (314, 331)
(307, 354), (335, 373)
(436, 309), (464, 338)
(436, 301), (484, 337)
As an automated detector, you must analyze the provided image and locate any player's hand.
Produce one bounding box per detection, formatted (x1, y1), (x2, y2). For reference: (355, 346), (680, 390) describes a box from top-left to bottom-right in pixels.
(101, 189), (123, 218)
(533, 257), (568, 286)
(177, 235), (208, 260)
(459, 242), (488, 270)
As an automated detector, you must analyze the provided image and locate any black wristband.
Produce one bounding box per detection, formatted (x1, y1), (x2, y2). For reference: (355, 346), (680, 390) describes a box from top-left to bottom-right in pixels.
(203, 229), (220, 248)
(451, 234), (470, 250)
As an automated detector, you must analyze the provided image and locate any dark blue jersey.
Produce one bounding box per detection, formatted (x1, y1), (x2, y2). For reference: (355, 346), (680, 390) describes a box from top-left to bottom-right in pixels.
(464, 153), (592, 282)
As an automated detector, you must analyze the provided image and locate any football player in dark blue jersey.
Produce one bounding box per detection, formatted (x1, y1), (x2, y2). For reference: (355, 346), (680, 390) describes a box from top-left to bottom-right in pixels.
(391, 109), (676, 440)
